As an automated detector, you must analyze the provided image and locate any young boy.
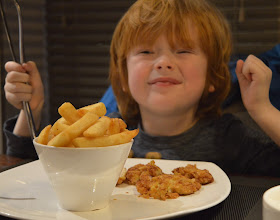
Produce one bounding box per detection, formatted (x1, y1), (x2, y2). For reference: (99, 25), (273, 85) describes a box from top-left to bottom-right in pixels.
(4, 0), (280, 176)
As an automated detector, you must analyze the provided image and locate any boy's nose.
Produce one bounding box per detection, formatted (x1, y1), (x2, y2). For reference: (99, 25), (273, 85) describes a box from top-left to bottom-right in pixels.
(156, 64), (173, 70)
(155, 57), (174, 71)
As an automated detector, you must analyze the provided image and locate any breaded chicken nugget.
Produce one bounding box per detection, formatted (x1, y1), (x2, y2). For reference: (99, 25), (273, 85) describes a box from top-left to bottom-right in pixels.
(136, 174), (201, 200)
(125, 160), (163, 185)
(172, 164), (214, 185)
(117, 167), (127, 185)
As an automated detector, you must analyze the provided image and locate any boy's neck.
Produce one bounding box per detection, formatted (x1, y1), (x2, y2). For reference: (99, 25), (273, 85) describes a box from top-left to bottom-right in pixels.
(140, 111), (198, 136)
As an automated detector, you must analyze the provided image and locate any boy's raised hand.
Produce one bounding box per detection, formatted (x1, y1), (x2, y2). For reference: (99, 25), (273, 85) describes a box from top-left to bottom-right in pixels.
(4, 61), (44, 113)
(236, 55), (280, 146)
(235, 55), (272, 116)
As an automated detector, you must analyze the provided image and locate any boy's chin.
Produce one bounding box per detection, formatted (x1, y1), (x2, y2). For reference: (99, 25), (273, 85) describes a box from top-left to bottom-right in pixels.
(144, 103), (192, 116)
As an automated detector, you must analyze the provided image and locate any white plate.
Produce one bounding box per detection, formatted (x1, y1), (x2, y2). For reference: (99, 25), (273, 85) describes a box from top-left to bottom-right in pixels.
(0, 158), (231, 220)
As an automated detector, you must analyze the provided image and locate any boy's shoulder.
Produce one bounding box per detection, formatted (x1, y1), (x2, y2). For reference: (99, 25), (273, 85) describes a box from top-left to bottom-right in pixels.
(214, 112), (264, 137)
(207, 113), (244, 134)
(206, 113), (240, 127)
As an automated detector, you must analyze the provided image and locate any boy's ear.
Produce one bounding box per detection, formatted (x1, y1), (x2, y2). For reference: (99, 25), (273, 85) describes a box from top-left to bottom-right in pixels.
(208, 84), (215, 93)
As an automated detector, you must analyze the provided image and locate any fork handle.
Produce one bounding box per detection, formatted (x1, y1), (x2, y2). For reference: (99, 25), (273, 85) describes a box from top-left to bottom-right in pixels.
(22, 101), (36, 139)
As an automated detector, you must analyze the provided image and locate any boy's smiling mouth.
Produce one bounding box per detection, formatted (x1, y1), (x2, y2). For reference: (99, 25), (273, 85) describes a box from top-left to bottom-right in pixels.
(148, 77), (181, 86)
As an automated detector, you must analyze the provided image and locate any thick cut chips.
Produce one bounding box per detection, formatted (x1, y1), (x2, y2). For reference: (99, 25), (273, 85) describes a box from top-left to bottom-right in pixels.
(73, 129), (139, 148)
(50, 118), (69, 136)
(78, 102), (106, 117)
(47, 111), (99, 147)
(37, 125), (51, 145)
(83, 116), (111, 138)
(37, 102), (138, 148)
(58, 102), (81, 124)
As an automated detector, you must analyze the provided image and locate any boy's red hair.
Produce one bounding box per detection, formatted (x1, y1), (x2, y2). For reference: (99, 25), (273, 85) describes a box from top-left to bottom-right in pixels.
(110, 0), (232, 126)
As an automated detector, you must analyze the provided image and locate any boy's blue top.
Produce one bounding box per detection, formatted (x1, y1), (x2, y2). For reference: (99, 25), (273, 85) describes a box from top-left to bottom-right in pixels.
(100, 86), (118, 115)
(101, 44), (280, 115)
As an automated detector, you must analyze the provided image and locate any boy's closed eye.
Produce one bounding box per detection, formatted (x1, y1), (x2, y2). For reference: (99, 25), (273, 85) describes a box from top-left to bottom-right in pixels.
(138, 50), (193, 54)
(176, 49), (194, 54)
(139, 50), (154, 54)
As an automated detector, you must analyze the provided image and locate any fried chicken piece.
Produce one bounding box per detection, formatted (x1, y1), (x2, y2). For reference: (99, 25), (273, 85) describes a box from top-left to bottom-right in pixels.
(125, 160), (163, 185)
(172, 164), (214, 185)
(117, 167), (127, 185)
(136, 174), (201, 200)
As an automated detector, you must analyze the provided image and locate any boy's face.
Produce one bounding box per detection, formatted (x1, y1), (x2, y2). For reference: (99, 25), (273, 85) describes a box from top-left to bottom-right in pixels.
(126, 25), (213, 118)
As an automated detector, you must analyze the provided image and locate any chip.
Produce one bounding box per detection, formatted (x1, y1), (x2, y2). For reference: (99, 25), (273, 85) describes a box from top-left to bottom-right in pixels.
(37, 102), (138, 148)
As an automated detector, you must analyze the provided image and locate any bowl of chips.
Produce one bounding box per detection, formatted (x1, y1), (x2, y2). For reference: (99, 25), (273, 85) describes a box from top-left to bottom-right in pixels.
(34, 102), (138, 211)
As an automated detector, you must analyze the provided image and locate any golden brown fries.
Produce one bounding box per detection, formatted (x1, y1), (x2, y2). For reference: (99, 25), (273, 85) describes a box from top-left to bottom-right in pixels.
(78, 102), (106, 117)
(47, 111), (99, 147)
(50, 118), (69, 136)
(107, 118), (120, 135)
(118, 119), (127, 132)
(37, 102), (139, 148)
(83, 116), (111, 138)
(58, 102), (81, 124)
(72, 129), (139, 148)
(37, 125), (51, 145)
(47, 131), (72, 147)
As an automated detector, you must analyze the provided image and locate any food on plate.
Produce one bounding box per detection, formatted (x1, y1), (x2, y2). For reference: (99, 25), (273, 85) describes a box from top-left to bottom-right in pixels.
(117, 167), (127, 185)
(136, 174), (201, 200)
(37, 102), (139, 148)
(125, 160), (163, 185)
(172, 164), (214, 185)
(117, 160), (214, 200)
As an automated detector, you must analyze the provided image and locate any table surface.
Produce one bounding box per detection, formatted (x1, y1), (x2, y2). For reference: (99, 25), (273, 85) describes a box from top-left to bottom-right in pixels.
(0, 154), (33, 172)
(0, 154), (280, 220)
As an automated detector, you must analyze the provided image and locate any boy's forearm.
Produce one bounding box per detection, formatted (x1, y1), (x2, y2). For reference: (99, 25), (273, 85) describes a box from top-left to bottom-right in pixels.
(250, 104), (280, 146)
(13, 109), (42, 137)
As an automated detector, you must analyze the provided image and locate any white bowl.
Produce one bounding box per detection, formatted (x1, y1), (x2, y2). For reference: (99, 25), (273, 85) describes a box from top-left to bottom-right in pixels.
(263, 185), (280, 220)
(33, 138), (132, 212)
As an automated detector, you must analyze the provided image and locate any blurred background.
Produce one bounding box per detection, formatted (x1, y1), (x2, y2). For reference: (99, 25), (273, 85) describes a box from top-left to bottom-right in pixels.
(0, 0), (279, 153)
